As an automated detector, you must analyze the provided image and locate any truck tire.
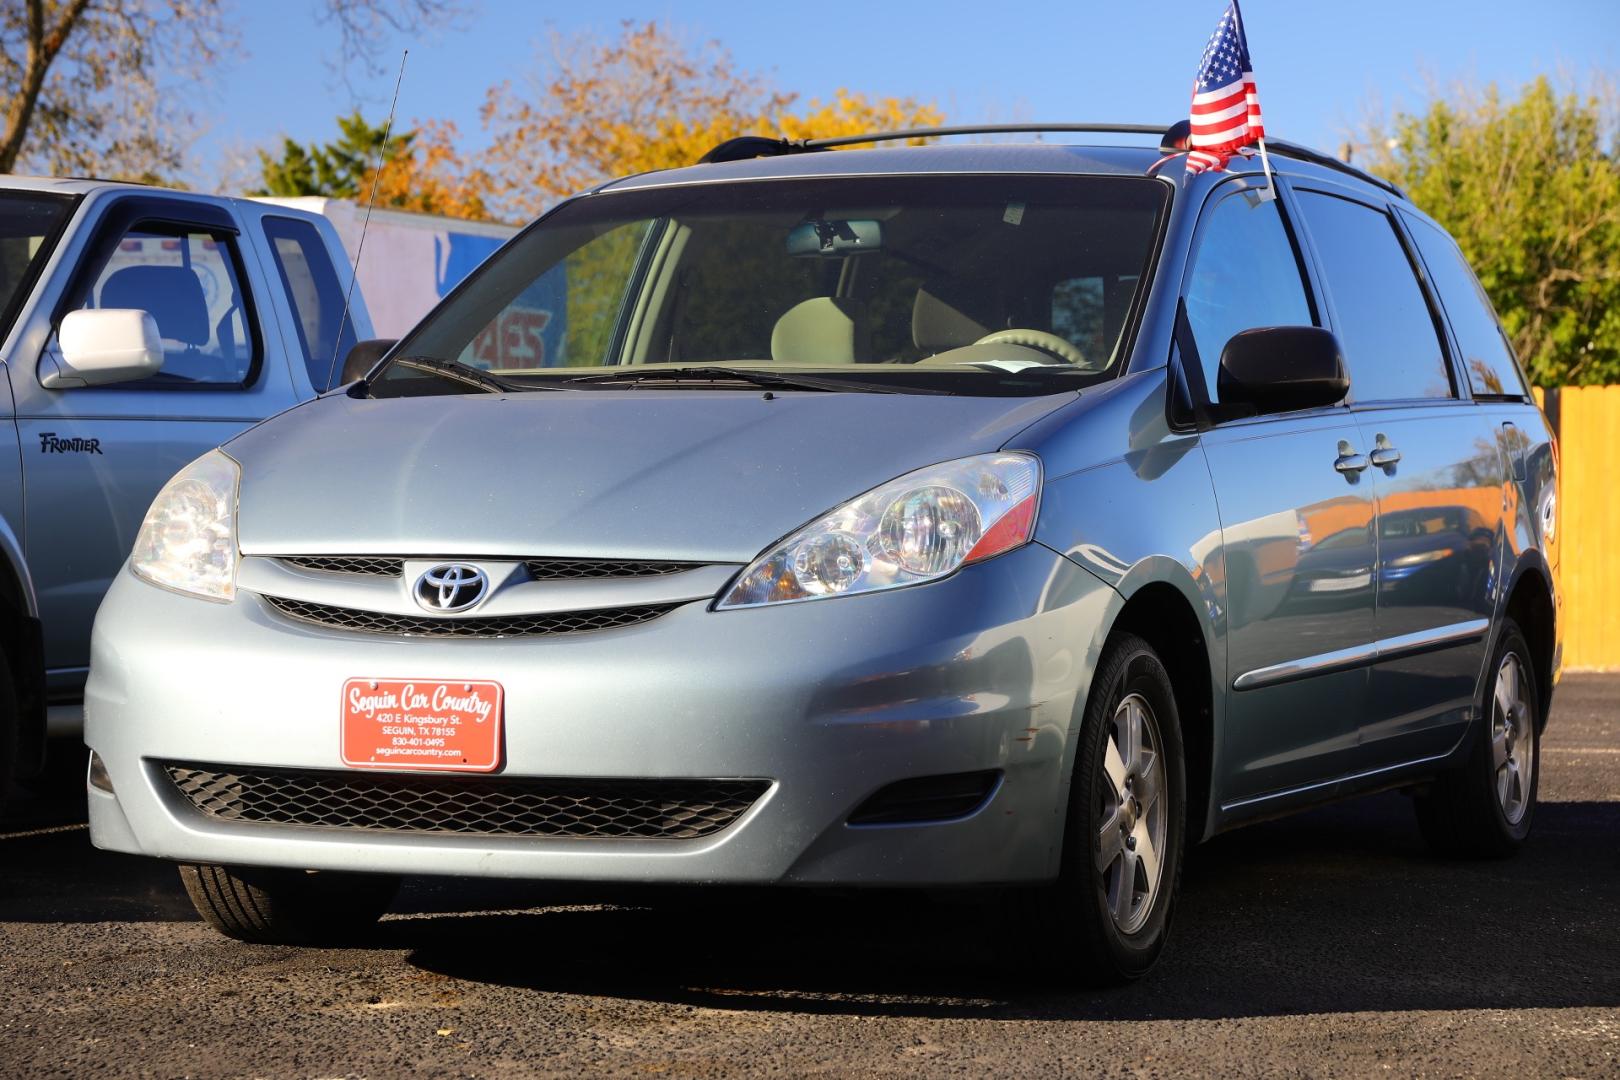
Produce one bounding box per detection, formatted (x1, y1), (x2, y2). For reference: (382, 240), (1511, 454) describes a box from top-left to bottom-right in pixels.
(0, 649), (17, 813)
(179, 863), (400, 945)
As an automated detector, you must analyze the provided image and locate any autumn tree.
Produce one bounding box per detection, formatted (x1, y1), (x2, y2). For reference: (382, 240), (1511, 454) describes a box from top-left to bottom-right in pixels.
(0, 0), (454, 182)
(255, 111), (490, 220)
(1361, 76), (1620, 386)
(478, 21), (945, 220)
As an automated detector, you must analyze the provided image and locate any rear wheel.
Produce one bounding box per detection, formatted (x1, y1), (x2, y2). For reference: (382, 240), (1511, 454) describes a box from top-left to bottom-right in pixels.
(1022, 632), (1186, 984)
(1414, 618), (1540, 857)
(178, 864), (399, 945)
(0, 649), (17, 813)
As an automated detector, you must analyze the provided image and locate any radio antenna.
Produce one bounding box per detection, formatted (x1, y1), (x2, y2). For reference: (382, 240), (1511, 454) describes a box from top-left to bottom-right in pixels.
(325, 48), (408, 391)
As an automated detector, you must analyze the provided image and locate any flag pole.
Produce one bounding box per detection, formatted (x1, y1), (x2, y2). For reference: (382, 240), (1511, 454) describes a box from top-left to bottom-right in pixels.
(1256, 136), (1277, 201)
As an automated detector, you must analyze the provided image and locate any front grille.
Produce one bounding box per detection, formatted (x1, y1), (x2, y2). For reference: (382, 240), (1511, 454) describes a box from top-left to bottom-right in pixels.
(275, 556), (708, 580)
(164, 764), (769, 840)
(280, 556), (403, 577)
(263, 595), (677, 638)
(524, 558), (708, 580)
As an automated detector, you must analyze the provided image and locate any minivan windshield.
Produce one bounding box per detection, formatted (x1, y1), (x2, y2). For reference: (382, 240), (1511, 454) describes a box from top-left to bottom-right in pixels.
(374, 174), (1167, 397)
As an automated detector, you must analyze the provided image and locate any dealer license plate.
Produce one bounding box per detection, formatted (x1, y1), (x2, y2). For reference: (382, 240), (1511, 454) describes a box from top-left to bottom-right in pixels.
(341, 678), (504, 773)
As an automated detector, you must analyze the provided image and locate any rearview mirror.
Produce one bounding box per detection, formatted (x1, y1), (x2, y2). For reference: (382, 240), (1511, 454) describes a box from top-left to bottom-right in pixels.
(42, 309), (164, 388)
(786, 219), (881, 257)
(1217, 326), (1348, 414)
(339, 338), (397, 388)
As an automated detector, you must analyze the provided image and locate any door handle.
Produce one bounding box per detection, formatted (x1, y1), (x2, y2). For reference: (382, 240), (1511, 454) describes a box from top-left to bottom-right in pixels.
(1334, 452), (1369, 474)
(1370, 432), (1401, 469)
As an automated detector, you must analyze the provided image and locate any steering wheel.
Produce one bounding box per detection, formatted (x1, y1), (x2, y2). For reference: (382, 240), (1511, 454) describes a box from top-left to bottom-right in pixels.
(971, 329), (1087, 366)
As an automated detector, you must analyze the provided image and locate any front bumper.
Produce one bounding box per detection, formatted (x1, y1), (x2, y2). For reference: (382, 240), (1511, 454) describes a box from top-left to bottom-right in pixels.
(86, 543), (1118, 886)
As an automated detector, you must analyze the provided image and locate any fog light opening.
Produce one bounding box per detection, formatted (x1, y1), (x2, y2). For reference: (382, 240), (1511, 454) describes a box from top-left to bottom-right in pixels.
(846, 769), (1001, 826)
(87, 751), (115, 794)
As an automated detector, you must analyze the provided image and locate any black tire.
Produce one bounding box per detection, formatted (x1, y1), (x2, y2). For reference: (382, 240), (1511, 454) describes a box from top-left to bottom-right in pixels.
(0, 649), (17, 814)
(1021, 632), (1187, 985)
(178, 863), (399, 945)
(1414, 617), (1540, 858)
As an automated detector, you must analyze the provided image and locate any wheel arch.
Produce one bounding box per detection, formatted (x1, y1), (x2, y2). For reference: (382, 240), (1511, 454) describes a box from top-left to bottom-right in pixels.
(1499, 553), (1556, 728)
(1105, 558), (1221, 843)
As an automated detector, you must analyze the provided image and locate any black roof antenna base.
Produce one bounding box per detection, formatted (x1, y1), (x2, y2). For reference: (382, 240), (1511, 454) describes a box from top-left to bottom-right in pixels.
(698, 136), (821, 165)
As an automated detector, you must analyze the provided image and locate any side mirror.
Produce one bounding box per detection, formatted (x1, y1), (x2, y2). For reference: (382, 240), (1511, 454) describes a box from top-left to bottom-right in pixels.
(43, 309), (164, 388)
(1217, 326), (1348, 414)
(338, 338), (397, 388)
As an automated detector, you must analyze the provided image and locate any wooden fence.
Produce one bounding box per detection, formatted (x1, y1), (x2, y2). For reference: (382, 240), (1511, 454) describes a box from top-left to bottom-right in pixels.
(1541, 386), (1620, 670)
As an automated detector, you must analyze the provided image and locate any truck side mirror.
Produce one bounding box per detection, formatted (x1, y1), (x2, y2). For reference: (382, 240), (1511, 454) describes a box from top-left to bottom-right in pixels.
(1217, 326), (1349, 415)
(338, 338), (397, 388)
(42, 309), (165, 389)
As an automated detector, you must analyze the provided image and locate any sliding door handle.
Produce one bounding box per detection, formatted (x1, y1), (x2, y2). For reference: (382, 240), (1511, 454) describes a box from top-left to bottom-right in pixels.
(1334, 452), (1369, 474)
(1370, 446), (1401, 467)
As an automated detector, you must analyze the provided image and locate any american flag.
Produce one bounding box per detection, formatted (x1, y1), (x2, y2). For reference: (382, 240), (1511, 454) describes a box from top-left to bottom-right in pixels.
(1185, 0), (1265, 174)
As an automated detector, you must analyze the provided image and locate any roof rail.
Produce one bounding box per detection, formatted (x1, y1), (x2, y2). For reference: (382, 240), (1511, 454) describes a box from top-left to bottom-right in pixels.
(698, 123), (1166, 164)
(1261, 139), (1404, 198)
(697, 122), (1405, 199)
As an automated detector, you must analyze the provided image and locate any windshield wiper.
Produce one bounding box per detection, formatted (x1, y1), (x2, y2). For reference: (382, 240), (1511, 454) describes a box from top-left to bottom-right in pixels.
(385, 355), (575, 394)
(566, 366), (943, 395)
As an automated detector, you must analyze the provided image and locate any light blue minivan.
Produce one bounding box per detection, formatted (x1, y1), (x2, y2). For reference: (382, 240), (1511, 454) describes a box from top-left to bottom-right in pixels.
(84, 125), (1559, 984)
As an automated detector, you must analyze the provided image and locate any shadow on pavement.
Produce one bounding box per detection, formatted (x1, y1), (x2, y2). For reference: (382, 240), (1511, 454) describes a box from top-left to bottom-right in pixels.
(389, 793), (1620, 1021)
(6, 735), (1617, 1021)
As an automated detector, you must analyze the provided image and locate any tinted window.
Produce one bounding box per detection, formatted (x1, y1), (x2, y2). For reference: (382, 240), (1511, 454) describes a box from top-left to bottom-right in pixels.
(263, 216), (358, 390)
(72, 228), (256, 387)
(1402, 213), (1527, 398)
(1185, 191), (1314, 402)
(1296, 192), (1450, 402)
(1, 192), (73, 339)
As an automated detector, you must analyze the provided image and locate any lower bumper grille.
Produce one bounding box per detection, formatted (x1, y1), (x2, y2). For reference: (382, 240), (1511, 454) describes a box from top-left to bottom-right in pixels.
(164, 764), (770, 840)
(262, 595), (678, 638)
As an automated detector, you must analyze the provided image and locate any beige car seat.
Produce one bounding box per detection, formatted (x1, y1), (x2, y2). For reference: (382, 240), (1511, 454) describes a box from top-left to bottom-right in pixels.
(771, 297), (871, 364)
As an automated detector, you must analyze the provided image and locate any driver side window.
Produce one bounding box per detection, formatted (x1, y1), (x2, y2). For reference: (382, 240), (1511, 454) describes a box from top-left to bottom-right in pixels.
(1185, 191), (1315, 402)
(72, 227), (257, 387)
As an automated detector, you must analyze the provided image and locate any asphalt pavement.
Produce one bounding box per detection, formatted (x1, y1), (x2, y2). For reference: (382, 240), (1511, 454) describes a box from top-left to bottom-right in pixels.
(2, 675), (1617, 1078)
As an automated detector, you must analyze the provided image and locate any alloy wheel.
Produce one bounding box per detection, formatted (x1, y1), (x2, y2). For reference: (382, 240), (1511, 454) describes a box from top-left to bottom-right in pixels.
(1096, 692), (1168, 934)
(1491, 652), (1535, 825)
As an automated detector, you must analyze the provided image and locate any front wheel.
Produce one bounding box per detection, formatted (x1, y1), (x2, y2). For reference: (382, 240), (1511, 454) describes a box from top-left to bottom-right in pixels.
(1022, 632), (1186, 985)
(179, 864), (400, 945)
(1414, 618), (1540, 857)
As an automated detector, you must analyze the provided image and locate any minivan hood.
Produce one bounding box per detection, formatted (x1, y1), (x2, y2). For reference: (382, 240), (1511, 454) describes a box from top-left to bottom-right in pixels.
(229, 390), (1073, 561)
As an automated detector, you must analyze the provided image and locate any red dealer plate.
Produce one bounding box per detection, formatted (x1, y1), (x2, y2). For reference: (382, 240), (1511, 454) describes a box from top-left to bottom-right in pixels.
(341, 678), (504, 773)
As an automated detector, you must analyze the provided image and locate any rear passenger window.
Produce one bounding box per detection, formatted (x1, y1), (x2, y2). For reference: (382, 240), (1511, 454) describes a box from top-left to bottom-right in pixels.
(72, 227), (257, 387)
(1401, 213), (1528, 398)
(1184, 192), (1315, 402)
(1295, 192), (1451, 402)
(262, 216), (359, 391)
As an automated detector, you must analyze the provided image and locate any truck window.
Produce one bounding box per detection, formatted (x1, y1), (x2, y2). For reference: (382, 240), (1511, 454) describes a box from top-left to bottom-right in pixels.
(262, 216), (358, 390)
(71, 226), (258, 387)
(1, 192), (74, 342)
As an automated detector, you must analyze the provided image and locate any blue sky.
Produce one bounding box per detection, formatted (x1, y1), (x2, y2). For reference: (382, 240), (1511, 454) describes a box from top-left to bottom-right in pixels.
(197, 0), (1618, 191)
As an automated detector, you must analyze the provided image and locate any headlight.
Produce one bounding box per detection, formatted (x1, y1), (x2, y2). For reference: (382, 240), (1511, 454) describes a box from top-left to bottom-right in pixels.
(717, 453), (1040, 609)
(130, 450), (240, 602)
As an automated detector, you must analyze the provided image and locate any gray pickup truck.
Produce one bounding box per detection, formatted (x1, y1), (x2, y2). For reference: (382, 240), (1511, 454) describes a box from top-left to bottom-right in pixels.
(0, 177), (373, 800)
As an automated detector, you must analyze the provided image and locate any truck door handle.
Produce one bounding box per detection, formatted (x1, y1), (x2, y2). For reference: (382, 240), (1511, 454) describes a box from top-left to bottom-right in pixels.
(1370, 446), (1401, 467)
(1334, 452), (1369, 474)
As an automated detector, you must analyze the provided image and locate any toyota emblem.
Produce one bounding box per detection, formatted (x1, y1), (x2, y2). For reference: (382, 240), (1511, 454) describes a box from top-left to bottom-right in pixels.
(414, 563), (489, 613)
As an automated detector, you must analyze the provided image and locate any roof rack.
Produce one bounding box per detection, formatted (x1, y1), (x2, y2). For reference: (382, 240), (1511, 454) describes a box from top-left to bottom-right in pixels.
(698, 122), (1403, 199)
